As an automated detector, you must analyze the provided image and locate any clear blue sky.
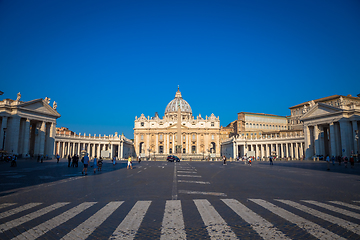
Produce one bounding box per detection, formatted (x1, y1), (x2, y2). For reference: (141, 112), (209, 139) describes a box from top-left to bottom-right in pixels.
(1, 0), (359, 139)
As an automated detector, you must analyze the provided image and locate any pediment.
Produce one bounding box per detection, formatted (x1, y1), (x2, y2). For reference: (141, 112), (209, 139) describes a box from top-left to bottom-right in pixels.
(300, 103), (342, 120)
(18, 99), (61, 118)
(167, 124), (189, 130)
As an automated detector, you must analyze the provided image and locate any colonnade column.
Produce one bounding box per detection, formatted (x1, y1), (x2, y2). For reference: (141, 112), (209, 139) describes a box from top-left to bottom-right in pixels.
(281, 143), (284, 158)
(352, 120), (358, 155)
(285, 143), (289, 158)
(22, 119), (31, 156)
(313, 125), (320, 156)
(120, 141), (124, 160)
(299, 142), (303, 159)
(0, 116), (8, 150)
(304, 125), (312, 159)
(339, 120), (351, 157)
(255, 144), (259, 159)
(295, 143), (299, 159)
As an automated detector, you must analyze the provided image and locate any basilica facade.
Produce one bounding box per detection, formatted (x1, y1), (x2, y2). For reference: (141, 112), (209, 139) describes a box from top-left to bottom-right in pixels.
(134, 88), (221, 160)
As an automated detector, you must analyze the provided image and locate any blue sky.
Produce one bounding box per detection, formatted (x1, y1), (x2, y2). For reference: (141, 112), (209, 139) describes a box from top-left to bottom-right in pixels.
(1, 0), (359, 139)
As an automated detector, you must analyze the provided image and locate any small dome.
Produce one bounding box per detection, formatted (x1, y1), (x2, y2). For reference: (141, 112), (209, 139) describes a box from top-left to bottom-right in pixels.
(165, 88), (192, 114)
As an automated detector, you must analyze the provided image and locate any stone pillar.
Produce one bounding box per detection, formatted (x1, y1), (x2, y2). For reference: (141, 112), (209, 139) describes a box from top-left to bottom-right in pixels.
(299, 142), (303, 159)
(22, 119), (31, 156)
(313, 125), (320, 156)
(285, 143), (289, 158)
(261, 144), (265, 160)
(255, 144), (259, 159)
(281, 143), (284, 158)
(155, 134), (159, 154)
(0, 116), (8, 150)
(97, 144), (101, 158)
(276, 143), (279, 158)
(329, 123), (336, 157)
(120, 141), (124, 160)
(339, 120), (351, 157)
(295, 143), (299, 159)
(47, 122), (56, 158)
(266, 144), (269, 159)
(8, 116), (21, 155)
(352, 120), (358, 156)
(304, 125), (312, 159)
(61, 142), (65, 158)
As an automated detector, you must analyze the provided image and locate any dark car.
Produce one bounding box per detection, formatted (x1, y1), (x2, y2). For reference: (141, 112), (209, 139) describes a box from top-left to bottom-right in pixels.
(167, 155), (180, 162)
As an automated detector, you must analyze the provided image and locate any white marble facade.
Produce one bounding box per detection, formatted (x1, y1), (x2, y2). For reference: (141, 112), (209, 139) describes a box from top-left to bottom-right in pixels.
(0, 93), (60, 157)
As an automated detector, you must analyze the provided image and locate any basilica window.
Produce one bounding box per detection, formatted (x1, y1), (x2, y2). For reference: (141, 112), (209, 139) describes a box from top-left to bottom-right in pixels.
(183, 148), (186, 153)
(211, 122), (214, 127)
(141, 122), (144, 127)
(169, 148), (172, 154)
(141, 135), (144, 140)
(160, 134), (163, 140)
(211, 134), (214, 140)
(192, 134), (195, 140)
(183, 136), (185, 140)
(192, 146), (196, 153)
(170, 136), (172, 140)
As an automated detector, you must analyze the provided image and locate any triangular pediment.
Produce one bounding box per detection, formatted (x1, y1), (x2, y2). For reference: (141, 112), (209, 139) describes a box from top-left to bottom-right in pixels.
(167, 124), (189, 130)
(18, 99), (61, 118)
(300, 102), (343, 120)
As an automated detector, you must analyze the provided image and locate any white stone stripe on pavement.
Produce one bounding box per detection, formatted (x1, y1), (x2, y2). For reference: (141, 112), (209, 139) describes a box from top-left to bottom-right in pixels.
(222, 199), (290, 240)
(178, 180), (210, 184)
(353, 201), (360, 203)
(61, 201), (123, 240)
(276, 199), (360, 235)
(329, 201), (360, 210)
(177, 175), (202, 178)
(109, 201), (151, 240)
(302, 200), (360, 220)
(194, 199), (238, 240)
(160, 200), (186, 240)
(179, 190), (227, 197)
(177, 171), (198, 174)
(0, 203), (42, 219)
(0, 202), (69, 233)
(12, 202), (97, 240)
(0, 203), (17, 210)
(249, 199), (345, 240)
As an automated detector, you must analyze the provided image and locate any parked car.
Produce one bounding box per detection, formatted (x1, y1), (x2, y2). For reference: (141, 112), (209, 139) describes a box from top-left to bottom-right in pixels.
(167, 155), (180, 162)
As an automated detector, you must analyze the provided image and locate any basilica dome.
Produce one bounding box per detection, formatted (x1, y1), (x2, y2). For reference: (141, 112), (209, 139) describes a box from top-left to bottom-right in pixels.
(165, 88), (192, 114)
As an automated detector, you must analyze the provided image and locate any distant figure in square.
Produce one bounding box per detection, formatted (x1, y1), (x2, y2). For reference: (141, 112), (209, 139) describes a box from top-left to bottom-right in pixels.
(68, 155), (71, 167)
(56, 154), (60, 163)
(98, 157), (103, 171)
(326, 155), (330, 170)
(127, 156), (133, 169)
(269, 156), (273, 165)
(93, 156), (98, 173)
(223, 155), (227, 165)
(350, 155), (355, 169)
(82, 153), (90, 175)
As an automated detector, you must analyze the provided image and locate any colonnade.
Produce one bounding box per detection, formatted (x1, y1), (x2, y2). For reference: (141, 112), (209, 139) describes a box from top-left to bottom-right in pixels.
(221, 133), (305, 160)
(55, 133), (135, 159)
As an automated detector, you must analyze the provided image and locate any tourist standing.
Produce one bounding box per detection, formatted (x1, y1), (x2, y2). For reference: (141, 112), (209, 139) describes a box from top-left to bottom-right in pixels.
(68, 155), (71, 167)
(93, 156), (98, 174)
(269, 156), (273, 165)
(223, 155), (227, 165)
(56, 154), (60, 163)
(326, 155), (330, 170)
(113, 156), (116, 167)
(127, 156), (133, 169)
(82, 153), (90, 175)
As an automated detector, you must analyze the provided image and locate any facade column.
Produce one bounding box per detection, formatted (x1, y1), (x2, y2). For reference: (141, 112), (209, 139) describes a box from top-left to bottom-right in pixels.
(329, 123), (337, 157)
(281, 143), (284, 158)
(97, 143), (101, 158)
(7, 116), (21, 155)
(155, 134), (159, 154)
(261, 144), (265, 160)
(61, 142), (65, 158)
(352, 120), (358, 156)
(285, 143), (289, 158)
(265, 144), (269, 159)
(255, 144), (259, 159)
(0, 116), (8, 150)
(38, 121), (46, 155)
(47, 122), (56, 158)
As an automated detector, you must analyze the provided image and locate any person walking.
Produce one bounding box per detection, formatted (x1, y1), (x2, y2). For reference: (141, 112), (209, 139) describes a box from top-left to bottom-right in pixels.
(93, 156), (98, 174)
(67, 155), (71, 167)
(138, 155), (141, 163)
(331, 156), (335, 165)
(112, 156), (116, 168)
(223, 155), (227, 165)
(326, 155), (330, 170)
(344, 156), (348, 168)
(98, 157), (103, 171)
(82, 153), (90, 175)
(127, 156), (133, 169)
(56, 154), (60, 163)
(269, 156), (273, 165)
(350, 155), (355, 169)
